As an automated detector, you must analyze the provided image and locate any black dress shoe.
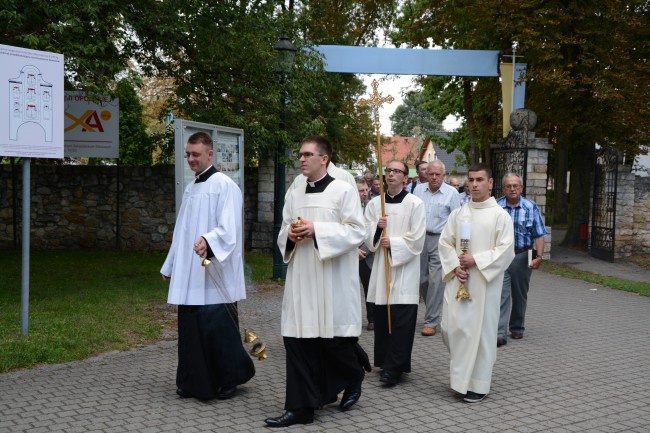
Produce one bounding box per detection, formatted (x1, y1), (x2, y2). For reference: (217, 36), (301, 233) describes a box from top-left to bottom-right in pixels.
(379, 370), (401, 386)
(217, 386), (237, 400)
(497, 337), (507, 347)
(264, 409), (314, 428)
(176, 388), (193, 398)
(340, 382), (362, 411)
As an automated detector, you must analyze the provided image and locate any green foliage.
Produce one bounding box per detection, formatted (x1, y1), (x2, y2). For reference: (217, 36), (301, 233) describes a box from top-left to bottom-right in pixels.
(1, 0), (137, 96)
(393, 0), (649, 244)
(389, 91), (440, 137)
(113, 79), (154, 166)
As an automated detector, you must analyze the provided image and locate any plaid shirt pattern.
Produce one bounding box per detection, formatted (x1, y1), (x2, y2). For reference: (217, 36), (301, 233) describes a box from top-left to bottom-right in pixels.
(496, 195), (547, 251)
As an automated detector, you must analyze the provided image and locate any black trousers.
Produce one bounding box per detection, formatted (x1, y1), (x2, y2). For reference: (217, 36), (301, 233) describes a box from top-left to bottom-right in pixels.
(177, 304), (255, 399)
(283, 336), (368, 410)
(359, 260), (375, 323)
(373, 304), (418, 373)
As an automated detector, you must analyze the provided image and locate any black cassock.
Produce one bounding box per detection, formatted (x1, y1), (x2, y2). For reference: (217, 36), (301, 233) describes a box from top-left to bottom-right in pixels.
(177, 303), (255, 399)
(283, 336), (370, 410)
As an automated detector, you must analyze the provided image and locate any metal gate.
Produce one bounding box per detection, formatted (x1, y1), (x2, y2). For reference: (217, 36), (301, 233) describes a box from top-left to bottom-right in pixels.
(492, 130), (529, 197)
(590, 145), (618, 261)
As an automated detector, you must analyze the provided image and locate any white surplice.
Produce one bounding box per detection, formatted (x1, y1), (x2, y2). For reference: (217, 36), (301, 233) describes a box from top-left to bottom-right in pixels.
(439, 197), (515, 395)
(162, 171), (246, 305)
(278, 179), (365, 338)
(365, 192), (426, 305)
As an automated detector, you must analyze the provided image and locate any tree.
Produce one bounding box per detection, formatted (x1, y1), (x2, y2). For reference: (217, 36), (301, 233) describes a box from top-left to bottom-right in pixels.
(1, 0), (139, 96)
(113, 79), (153, 166)
(390, 91), (440, 137)
(392, 0), (649, 246)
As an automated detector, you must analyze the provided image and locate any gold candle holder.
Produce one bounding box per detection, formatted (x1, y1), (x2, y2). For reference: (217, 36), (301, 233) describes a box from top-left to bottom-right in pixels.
(291, 217), (304, 240)
(455, 238), (472, 302)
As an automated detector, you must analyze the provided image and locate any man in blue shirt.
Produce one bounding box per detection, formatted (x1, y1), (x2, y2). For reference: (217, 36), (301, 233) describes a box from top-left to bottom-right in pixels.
(414, 161), (461, 336)
(496, 173), (547, 347)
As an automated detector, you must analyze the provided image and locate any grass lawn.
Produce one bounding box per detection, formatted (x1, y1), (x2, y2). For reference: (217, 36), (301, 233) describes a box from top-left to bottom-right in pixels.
(0, 250), (274, 374)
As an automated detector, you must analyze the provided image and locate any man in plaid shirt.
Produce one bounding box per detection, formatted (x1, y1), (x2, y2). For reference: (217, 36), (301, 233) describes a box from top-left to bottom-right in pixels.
(496, 173), (547, 347)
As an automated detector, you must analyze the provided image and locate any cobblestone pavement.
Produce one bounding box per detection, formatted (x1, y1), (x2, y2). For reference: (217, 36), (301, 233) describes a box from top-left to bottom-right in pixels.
(1, 268), (649, 432)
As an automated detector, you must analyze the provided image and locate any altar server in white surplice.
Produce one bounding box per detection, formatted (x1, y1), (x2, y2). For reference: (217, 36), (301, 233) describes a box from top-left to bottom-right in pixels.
(285, 160), (356, 197)
(265, 136), (370, 429)
(365, 160), (425, 386)
(439, 163), (514, 404)
(161, 132), (254, 401)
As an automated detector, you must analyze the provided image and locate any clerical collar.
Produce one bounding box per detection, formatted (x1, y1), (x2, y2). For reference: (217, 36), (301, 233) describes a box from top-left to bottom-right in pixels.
(306, 174), (334, 193)
(385, 188), (408, 203)
(195, 165), (217, 183)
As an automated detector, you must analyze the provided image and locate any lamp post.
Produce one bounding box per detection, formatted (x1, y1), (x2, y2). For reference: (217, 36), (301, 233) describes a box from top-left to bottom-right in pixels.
(272, 33), (296, 280)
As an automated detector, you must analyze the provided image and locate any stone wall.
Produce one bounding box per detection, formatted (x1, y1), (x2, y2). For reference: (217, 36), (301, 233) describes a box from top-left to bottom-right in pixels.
(250, 158), (300, 252)
(588, 163), (650, 260)
(0, 164), (259, 251)
(632, 175), (650, 253)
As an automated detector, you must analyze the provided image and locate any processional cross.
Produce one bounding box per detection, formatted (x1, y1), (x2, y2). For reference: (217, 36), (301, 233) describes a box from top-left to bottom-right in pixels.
(359, 79), (394, 333)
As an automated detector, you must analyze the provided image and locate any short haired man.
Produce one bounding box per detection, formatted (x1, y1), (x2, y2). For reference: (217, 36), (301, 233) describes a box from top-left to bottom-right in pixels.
(161, 132), (254, 400)
(364, 160), (426, 385)
(413, 160), (461, 337)
(439, 163), (514, 403)
(266, 136), (370, 428)
(369, 177), (382, 199)
(406, 160), (429, 193)
(448, 176), (461, 191)
(459, 178), (471, 205)
(496, 173), (547, 347)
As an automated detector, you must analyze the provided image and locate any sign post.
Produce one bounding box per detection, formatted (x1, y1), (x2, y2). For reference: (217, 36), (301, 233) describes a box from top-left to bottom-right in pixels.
(0, 44), (64, 336)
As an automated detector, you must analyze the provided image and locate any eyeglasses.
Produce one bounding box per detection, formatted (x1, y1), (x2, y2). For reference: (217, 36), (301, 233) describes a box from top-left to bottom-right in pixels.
(298, 152), (324, 159)
(385, 168), (407, 175)
(504, 184), (522, 190)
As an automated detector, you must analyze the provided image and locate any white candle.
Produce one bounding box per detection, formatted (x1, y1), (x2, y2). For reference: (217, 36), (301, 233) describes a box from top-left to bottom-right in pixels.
(460, 222), (471, 240)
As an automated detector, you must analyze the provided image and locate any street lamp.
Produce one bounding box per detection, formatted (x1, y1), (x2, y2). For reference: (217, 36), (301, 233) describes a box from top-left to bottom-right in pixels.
(272, 33), (296, 280)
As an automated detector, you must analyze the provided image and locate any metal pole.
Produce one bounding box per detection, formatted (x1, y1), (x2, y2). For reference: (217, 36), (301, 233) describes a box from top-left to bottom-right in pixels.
(272, 85), (288, 280)
(11, 157), (17, 248)
(116, 159), (120, 250)
(20, 158), (31, 336)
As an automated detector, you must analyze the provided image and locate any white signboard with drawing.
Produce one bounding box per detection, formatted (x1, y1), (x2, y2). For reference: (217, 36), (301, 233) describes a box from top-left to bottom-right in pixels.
(64, 91), (119, 158)
(173, 119), (244, 215)
(0, 44), (64, 158)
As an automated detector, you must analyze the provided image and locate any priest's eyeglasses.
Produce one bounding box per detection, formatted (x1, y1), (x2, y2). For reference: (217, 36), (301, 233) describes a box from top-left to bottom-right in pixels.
(385, 168), (407, 175)
(298, 152), (324, 159)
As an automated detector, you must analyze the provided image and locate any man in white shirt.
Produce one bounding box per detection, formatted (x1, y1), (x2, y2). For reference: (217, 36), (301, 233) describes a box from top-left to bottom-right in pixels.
(161, 132), (254, 401)
(266, 136), (370, 428)
(413, 161), (461, 336)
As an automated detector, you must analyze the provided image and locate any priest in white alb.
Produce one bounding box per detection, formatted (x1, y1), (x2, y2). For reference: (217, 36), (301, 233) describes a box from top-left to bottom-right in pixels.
(265, 136), (370, 428)
(439, 163), (514, 404)
(161, 132), (254, 401)
(365, 160), (426, 386)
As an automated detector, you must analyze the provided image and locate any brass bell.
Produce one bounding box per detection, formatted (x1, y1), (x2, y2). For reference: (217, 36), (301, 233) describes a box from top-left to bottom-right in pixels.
(243, 329), (258, 344)
(249, 341), (268, 360)
(243, 329), (267, 360)
(201, 258), (212, 267)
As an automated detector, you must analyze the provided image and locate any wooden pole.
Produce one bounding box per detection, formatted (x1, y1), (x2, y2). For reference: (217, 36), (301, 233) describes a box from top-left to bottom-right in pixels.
(360, 79), (394, 333)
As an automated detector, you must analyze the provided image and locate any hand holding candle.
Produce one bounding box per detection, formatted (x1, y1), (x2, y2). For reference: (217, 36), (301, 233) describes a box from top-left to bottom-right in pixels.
(456, 220), (472, 301)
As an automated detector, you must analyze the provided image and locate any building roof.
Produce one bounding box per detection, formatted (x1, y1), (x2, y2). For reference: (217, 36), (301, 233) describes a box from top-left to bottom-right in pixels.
(377, 133), (468, 174)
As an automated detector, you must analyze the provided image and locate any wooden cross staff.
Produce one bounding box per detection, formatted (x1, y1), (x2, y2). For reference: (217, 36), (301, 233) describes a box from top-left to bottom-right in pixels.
(359, 79), (394, 334)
